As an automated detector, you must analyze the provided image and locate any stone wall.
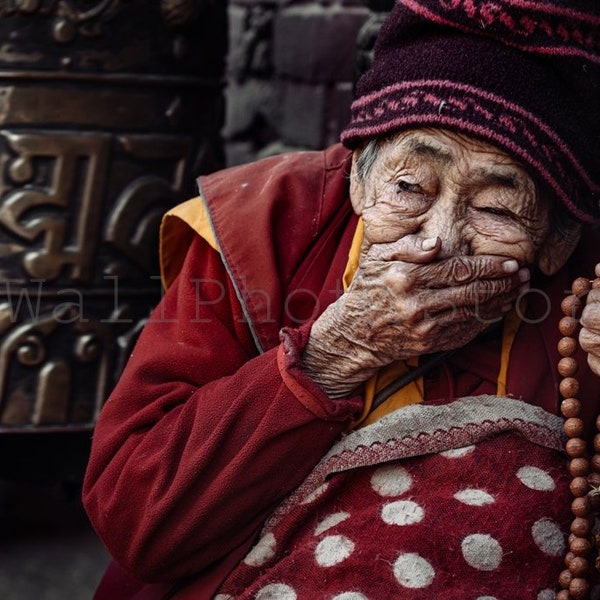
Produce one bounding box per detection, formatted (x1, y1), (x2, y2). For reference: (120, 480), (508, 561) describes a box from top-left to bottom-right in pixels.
(223, 0), (393, 166)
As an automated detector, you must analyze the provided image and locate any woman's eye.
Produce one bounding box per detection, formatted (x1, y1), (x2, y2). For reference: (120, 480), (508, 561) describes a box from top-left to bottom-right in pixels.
(477, 206), (514, 219)
(396, 179), (422, 193)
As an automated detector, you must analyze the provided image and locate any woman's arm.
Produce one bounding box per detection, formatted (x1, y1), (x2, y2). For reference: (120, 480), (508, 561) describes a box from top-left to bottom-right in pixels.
(82, 236), (362, 583)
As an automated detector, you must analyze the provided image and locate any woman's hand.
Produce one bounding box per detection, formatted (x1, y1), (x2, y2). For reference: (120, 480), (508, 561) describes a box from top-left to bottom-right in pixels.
(579, 264), (600, 377)
(302, 234), (529, 398)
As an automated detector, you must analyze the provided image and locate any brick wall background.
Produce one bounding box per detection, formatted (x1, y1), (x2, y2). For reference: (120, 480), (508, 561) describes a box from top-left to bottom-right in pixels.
(223, 0), (393, 167)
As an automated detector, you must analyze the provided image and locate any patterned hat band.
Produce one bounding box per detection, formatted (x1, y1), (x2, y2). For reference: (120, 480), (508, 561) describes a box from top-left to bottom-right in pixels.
(341, 79), (598, 224)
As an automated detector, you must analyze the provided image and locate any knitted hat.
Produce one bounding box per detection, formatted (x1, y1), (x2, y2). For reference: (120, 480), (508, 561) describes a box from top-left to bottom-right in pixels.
(341, 0), (600, 223)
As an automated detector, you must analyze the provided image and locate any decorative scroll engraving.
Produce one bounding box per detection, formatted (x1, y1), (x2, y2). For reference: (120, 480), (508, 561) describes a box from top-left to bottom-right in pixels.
(0, 0), (226, 441)
(0, 305), (115, 426)
(106, 134), (193, 274)
(0, 126), (197, 430)
(0, 129), (196, 283)
(0, 130), (110, 282)
(0, 124), (197, 430)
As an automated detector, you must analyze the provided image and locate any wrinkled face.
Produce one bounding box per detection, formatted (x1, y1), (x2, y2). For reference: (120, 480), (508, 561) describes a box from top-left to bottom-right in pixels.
(350, 128), (553, 268)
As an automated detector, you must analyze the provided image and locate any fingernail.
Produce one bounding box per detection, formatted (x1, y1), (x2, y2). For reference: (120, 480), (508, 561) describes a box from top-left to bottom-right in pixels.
(422, 237), (438, 251)
(502, 259), (518, 273)
(518, 267), (530, 283)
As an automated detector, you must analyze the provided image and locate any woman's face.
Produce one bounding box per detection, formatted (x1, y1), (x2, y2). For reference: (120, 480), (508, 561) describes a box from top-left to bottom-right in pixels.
(350, 128), (553, 269)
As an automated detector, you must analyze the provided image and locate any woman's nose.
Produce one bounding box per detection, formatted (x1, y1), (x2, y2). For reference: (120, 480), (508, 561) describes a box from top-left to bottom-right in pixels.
(419, 199), (470, 258)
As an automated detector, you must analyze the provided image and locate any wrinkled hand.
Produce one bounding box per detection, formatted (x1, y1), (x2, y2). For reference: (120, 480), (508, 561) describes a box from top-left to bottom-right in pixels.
(579, 264), (600, 377)
(302, 235), (530, 398)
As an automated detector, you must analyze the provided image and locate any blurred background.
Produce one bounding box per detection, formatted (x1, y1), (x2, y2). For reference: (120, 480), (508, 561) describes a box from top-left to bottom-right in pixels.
(0, 0), (392, 597)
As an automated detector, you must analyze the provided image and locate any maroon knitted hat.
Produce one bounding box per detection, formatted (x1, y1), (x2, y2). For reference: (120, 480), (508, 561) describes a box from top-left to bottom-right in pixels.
(341, 0), (600, 223)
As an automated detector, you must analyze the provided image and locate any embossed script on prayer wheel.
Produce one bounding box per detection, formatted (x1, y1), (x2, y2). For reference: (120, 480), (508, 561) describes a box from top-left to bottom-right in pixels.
(0, 1), (227, 435)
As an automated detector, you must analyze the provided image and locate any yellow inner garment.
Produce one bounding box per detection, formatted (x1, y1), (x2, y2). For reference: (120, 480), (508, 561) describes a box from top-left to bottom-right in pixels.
(160, 196), (219, 290)
(342, 219), (521, 428)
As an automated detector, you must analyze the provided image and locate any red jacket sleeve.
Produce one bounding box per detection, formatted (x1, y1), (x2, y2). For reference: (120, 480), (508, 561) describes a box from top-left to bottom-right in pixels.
(82, 235), (362, 584)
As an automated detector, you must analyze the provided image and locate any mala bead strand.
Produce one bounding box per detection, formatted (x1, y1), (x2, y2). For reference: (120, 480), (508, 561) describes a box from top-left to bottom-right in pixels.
(557, 277), (597, 600)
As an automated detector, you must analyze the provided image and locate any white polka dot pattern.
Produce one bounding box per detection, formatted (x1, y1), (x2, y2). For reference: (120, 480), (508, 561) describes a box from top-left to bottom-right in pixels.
(254, 583), (297, 599)
(381, 500), (424, 526)
(243, 532), (276, 567)
(215, 433), (571, 598)
(314, 512), (350, 535)
(314, 535), (355, 567)
(461, 534), (503, 571)
(393, 552), (436, 588)
(516, 466), (556, 491)
(531, 518), (565, 556)
(454, 488), (495, 506)
(440, 445), (476, 458)
(370, 465), (412, 496)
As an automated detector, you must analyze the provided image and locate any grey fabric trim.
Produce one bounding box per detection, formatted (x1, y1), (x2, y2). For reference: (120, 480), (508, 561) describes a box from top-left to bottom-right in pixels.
(264, 395), (564, 532)
(326, 394), (564, 466)
(195, 180), (264, 354)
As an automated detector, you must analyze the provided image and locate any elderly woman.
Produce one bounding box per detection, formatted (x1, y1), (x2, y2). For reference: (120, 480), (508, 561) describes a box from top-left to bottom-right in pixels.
(83, 1), (600, 599)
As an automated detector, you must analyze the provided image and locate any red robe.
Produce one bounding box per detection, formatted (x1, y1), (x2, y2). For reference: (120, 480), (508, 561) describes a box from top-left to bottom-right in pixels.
(82, 144), (600, 599)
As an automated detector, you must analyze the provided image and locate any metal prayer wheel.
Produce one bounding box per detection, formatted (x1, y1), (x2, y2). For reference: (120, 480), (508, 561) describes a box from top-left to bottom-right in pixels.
(0, 0), (227, 475)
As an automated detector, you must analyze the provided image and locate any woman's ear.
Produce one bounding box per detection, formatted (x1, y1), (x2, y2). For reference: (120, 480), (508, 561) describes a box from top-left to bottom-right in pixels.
(537, 221), (582, 275)
(349, 150), (367, 216)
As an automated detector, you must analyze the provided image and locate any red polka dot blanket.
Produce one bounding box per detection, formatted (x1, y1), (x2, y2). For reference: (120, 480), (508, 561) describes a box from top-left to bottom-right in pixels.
(216, 395), (597, 600)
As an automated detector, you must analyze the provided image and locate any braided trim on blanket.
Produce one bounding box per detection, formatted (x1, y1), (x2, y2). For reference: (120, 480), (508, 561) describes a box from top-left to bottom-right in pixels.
(264, 395), (564, 532)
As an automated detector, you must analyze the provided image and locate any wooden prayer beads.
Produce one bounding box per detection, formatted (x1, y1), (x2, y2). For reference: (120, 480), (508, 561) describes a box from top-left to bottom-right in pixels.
(558, 276), (599, 599)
